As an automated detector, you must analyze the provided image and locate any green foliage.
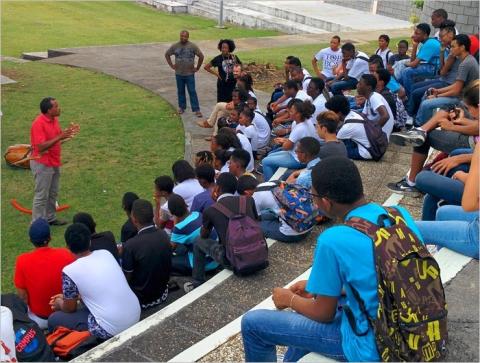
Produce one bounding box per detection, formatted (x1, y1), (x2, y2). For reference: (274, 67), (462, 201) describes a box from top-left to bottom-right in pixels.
(1, 1), (279, 57)
(412, 0), (424, 10)
(1, 61), (184, 292)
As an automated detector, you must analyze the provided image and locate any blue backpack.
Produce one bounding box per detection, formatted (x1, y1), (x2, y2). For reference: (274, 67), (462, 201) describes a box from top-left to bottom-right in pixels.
(271, 181), (320, 233)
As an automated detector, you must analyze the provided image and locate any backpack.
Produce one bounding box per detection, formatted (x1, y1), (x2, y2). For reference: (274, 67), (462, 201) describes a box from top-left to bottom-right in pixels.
(0, 294), (56, 362)
(46, 326), (99, 360)
(268, 181), (321, 233)
(375, 48), (392, 66)
(344, 111), (388, 161)
(344, 207), (448, 362)
(213, 196), (269, 276)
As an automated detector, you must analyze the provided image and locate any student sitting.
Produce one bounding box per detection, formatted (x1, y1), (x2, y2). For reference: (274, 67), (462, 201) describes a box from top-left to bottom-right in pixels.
(120, 192), (139, 244)
(237, 108), (259, 154)
(153, 175), (175, 234)
(375, 34), (393, 68)
(213, 148), (232, 174)
(184, 173), (258, 292)
(246, 98), (271, 150)
(172, 160), (205, 210)
(271, 80), (312, 130)
(122, 200), (172, 309)
(290, 66), (312, 92)
(194, 150), (214, 168)
(387, 39), (409, 73)
(49, 223), (140, 338)
(388, 80), (479, 194)
(73, 212), (119, 261)
(168, 194), (219, 276)
(229, 148), (255, 178)
(307, 78), (328, 127)
(263, 99), (317, 181)
(236, 73), (258, 103)
(216, 121), (255, 172)
(14, 218), (74, 329)
(356, 74), (395, 138)
(399, 23), (440, 95)
(328, 42), (369, 95)
(191, 164), (216, 213)
(312, 35), (343, 81)
(284, 56), (311, 83)
(316, 111), (348, 159)
(327, 95), (373, 160)
(241, 156), (423, 362)
(286, 137), (321, 188)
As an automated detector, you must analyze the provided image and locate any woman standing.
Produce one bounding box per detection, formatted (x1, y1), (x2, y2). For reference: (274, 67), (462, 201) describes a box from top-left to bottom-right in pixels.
(204, 39), (241, 102)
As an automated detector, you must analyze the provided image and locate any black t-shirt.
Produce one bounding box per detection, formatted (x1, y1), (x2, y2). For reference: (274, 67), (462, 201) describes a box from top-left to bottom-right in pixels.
(90, 231), (119, 261)
(121, 218), (137, 243)
(210, 54), (241, 82)
(122, 226), (172, 305)
(202, 195), (258, 246)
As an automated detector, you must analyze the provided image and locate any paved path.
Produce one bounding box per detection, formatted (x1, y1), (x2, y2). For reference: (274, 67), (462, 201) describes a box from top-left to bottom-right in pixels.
(41, 32), (477, 362)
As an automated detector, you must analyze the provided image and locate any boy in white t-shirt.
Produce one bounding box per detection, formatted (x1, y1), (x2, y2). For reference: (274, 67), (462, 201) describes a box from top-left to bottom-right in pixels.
(237, 108), (259, 153)
(356, 74), (394, 138)
(245, 98), (271, 150)
(312, 35), (343, 81)
(375, 34), (393, 68)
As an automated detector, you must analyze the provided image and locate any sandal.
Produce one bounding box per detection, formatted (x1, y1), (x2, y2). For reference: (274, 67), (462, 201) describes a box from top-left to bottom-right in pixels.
(196, 120), (213, 128)
(194, 111), (203, 118)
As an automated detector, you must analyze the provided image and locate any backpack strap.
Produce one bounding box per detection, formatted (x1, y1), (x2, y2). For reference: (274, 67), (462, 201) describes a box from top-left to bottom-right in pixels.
(342, 285), (372, 337)
(239, 196), (247, 215)
(213, 201), (235, 219)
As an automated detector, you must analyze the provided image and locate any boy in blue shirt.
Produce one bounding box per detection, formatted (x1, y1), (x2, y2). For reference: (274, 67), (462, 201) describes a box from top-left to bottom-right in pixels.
(241, 156), (423, 362)
(400, 23), (441, 95)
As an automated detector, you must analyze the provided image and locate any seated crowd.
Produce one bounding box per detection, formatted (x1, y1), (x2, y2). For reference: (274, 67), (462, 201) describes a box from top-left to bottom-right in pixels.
(6, 7), (479, 362)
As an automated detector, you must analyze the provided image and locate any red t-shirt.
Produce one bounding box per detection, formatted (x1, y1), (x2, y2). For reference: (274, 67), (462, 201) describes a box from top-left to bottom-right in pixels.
(30, 113), (62, 167)
(14, 247), (75, 318)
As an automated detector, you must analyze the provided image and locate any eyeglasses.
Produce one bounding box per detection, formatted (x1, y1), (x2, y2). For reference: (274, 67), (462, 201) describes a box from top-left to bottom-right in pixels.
(309, 191), (323, 199)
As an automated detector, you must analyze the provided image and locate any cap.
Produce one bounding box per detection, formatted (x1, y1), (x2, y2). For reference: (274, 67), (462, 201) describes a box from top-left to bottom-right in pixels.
(29, 218), (51, 245)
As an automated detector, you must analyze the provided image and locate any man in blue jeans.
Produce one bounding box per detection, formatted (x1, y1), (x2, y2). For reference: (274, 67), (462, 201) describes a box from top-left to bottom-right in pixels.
(241, 157), (422, 362)
(165, 30), (204, 117)
(399, 23), (440, 95)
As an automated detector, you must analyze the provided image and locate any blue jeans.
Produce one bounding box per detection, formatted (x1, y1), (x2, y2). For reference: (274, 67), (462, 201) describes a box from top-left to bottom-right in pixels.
(415, 96), (459, 126)
(260, 212), (308, 243)
(342, 139), (368, 160)
(175, 74), (200, 111)
(262, 151), (305, 181)
(415, 170), (464, 221)
(407, 79), (449, 117)
(400, 64), (436, 95)
(241, 309), (347, 362)
(329, 78), (358, 95)
(416, 205), (479, 259)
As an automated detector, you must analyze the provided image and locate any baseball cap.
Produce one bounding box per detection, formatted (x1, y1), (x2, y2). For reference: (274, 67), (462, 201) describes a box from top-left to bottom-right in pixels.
(29, 218), (51, 245)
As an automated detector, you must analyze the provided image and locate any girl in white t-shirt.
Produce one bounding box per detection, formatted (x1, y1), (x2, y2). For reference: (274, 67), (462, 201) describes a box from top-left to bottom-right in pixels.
(238, 108), (259, 152)
(262, 99), (317, 181)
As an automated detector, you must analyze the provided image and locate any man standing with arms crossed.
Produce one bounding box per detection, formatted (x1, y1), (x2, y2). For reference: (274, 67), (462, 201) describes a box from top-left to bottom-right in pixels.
(30, 97), (79, 225)
(165, 30), (204, 117)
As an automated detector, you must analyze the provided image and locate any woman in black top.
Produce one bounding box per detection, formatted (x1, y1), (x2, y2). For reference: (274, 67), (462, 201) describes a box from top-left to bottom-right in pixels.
(204, 39), (241, 102)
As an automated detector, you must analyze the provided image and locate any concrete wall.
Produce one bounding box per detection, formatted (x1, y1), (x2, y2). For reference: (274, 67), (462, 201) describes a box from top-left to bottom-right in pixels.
(421, 0), (479, 34)
(323, 0), (373, 13)
(376, 0), (422, 22)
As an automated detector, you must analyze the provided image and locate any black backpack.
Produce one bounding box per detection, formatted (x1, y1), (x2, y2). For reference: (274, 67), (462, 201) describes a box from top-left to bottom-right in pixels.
(344, 111), (388, 161)
(1, 294), (56, 362)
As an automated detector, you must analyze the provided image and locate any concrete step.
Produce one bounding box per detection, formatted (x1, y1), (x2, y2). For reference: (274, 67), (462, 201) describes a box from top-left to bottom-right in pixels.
(21, 52), (48, 61)
(137, 0), (188, 13)
(225, 7), (329, 34)
(242, 1), (354, 32)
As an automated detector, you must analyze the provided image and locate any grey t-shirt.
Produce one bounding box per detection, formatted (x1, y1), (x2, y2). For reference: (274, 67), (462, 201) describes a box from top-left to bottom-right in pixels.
(319, 141), (348, 159)
(456, 54), (479, 88)
(439, 49), (460, 85)
(165, 41), (202, 76)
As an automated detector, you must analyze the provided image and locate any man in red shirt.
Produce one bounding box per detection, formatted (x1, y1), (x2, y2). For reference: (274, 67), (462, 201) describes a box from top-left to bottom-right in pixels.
(30, 97), (79, 225)
(14, 218), (75, 329)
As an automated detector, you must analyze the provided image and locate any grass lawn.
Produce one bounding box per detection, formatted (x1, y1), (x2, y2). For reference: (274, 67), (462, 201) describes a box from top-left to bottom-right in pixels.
(1, 1), (279, 57)
(237, 37), (407, 91)
(1, 61), (184, 292)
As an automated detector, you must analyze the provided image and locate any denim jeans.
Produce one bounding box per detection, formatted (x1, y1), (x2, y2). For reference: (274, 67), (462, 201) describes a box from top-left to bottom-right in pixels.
(400, 64), (436, 95)
(406, 79), (449, 117)
(192, 237), (227, 282)
(329, 78), (358, 95)
(415, 96), (459, 126)
(414, 129), (471, 155)
(447, 148), (473, 175)
(262, 151), (305, 181)
(175, 74), (200, 111)
(260, 212), (308, 243)
(342, 139), (368, 160)
(241, 309), (346, 362)
(415, 170), (464, 221)
(416, 205), (479, 259)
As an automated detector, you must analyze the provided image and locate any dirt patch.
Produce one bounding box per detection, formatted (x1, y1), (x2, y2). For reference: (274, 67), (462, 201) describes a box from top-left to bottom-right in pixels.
(244, 62), (285, 93)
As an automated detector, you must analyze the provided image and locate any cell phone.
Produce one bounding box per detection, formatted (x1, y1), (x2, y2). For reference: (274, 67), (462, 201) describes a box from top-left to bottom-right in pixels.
(445, 104), (460, 119)
(426, 88), (434, 96)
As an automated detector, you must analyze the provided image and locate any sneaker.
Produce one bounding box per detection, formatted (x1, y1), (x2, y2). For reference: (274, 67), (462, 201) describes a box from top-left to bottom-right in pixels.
(405, 115), (414, 126)
(48, 219), (68, 226)
(390, 129), (426, 147)
(386, 178), (421, 196)
(183, 280), (203, 293)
